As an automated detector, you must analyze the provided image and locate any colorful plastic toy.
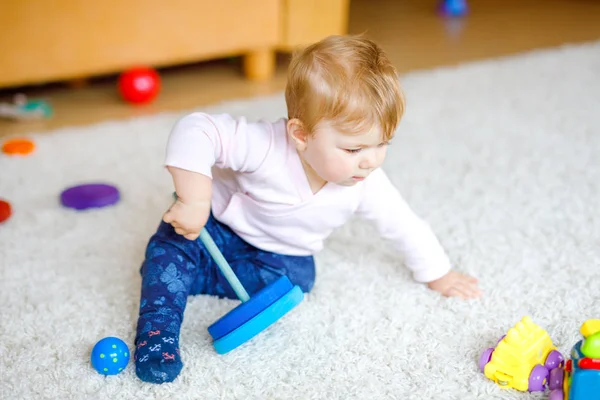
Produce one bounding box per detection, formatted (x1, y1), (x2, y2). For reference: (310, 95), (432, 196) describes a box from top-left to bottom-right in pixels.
(438, 0), (468, 17)
(200, 228), (304, 354)
(2, 138), (36, 155)
(0, 199), (12, 223)
(118, 67), (161, 104)
(0, 94), (52, 120)
(548, 319), (600, 400)
(479, 316), (564, 392)
(91, 337), (130, 375)
(60, 183), (120, 210)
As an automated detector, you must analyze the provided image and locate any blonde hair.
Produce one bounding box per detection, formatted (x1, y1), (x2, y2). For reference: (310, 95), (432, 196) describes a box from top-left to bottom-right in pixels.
(285, 35), (405, 140)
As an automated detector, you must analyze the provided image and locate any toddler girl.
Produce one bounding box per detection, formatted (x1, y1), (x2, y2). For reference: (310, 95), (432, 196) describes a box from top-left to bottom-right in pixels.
(134, 35), (482, 384)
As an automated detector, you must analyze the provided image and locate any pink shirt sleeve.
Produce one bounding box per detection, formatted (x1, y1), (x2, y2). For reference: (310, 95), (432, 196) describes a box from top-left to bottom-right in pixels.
(356, 168), (452, 282)
(164, 112), (274, 177)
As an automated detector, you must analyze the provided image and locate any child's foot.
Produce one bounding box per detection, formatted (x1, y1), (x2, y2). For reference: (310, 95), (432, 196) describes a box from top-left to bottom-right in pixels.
(134, 330), (182, 383)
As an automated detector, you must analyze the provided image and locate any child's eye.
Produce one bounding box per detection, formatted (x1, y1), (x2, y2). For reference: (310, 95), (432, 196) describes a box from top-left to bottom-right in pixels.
(378, 141), (391, 147)
(343, 148), (362, 154)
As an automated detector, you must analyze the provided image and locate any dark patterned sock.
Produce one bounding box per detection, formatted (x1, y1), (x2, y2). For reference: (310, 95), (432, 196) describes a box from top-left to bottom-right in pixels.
(134, 330), (182, 384)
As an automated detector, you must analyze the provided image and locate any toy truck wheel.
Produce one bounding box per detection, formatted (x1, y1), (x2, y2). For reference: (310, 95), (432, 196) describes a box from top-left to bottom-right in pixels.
(548, 367), (564, 390)
(544, 350), (564, 370)
(496, 335), (506, 345)
(548, 389), (564, 400)
(478, 348), (494, 372)
(528, 364), (549, 392)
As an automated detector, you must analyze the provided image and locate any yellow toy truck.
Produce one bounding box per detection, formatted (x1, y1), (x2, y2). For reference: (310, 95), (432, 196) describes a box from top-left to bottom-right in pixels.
(479, 316), (564, 392)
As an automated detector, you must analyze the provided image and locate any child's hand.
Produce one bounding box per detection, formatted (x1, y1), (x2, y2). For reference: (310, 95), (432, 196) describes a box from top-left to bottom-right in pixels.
(427, 270), (482, 299)
(162, 199), (211, 240)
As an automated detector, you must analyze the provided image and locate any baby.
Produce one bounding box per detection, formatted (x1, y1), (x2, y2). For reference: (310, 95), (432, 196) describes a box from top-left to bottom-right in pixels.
(134, 35), (482, 384)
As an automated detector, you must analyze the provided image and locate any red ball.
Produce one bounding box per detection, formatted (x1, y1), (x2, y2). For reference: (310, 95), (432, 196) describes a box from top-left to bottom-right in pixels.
(118, 67), (161, 104)
(0, 199), (12, 224)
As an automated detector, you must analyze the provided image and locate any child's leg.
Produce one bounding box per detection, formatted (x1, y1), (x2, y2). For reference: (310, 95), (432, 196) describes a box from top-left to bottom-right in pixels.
(134, 214), (315, 384)
(190, 215), (316, 298)
(134, 221), (203, 384)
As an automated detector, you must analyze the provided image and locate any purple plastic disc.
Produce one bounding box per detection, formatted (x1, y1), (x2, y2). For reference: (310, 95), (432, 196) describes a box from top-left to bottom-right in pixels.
(60, 183), (120, 210)
(478, 348), (494, 372)
(545, 350), (564, 370)
(549, 389), (564, 400)
(548, 367), (564, 390)
(528, 364), (549, 392)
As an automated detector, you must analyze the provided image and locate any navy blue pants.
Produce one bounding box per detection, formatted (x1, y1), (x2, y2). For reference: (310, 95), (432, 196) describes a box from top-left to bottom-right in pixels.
(135, 213), (316, 340)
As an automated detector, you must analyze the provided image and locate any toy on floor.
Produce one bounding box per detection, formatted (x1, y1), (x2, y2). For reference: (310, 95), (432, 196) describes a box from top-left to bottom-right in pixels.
(2, 138), (36, 155)
(200, 228), (304, 354)
(118, 67), (161, 104)
(91, 337), (130, 375)
(0, 199), (12, 223)
(438, 0), (468, 17)
(479, 316), (564, 392)
(548, 319), (600, 400)
(0, 94), (52, 121)
(60, 183), (120, 210)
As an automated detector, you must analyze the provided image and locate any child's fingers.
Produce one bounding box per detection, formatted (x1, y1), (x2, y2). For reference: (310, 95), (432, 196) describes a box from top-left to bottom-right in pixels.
(466, 279), (484, 297)
(445, 287), (466, 299)
(184, 232), (200, 241)
(454, 283), (475, 299)
(455, 281), (482, 298)
(162, 210), (175, 223)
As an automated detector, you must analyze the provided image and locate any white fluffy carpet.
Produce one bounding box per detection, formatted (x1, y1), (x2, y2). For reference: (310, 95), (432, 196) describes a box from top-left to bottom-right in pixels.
(2, 41), (600, 400)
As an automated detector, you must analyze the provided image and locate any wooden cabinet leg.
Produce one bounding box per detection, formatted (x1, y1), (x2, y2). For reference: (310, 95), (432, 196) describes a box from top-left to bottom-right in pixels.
(243, 49), (275, 81)
(67, 77), (90, 89)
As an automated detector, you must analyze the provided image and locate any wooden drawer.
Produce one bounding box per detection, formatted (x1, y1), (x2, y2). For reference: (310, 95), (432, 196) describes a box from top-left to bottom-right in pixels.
(0, 0), (281, 87)
(279, 0), (350, 51)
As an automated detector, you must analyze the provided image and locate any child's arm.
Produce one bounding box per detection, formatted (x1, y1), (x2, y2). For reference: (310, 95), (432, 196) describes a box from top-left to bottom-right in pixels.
(356, 169), (482, 299)
(165, 112), (274, 178)
(162, 166), (212, 240)
(162, 113), (275, 239)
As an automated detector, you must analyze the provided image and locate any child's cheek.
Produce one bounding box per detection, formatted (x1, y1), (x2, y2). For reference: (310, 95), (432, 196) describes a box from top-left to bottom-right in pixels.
(335, 159), (352, 180)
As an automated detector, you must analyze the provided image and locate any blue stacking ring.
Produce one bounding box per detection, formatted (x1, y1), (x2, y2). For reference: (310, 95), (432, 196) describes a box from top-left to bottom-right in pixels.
(213, 285), (304, 354)
(208, 276), (293, 340)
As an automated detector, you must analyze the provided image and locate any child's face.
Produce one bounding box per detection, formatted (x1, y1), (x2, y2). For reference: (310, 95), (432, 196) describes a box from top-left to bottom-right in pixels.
(302, 121), (390, 186)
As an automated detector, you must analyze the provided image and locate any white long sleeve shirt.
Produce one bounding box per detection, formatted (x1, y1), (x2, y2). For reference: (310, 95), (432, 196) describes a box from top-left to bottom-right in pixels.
(165, 112), (452, 282)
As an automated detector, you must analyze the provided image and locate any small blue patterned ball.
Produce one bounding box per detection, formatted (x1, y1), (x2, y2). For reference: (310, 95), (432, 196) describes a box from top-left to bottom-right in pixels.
(91, 337), (130, 375)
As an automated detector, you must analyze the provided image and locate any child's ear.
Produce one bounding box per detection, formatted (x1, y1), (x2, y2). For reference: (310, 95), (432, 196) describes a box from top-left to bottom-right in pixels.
(287, 118), (309, 151)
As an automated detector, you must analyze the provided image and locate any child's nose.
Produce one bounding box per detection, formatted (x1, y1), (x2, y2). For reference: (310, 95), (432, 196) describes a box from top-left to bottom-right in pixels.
(359, 153), (376, 169)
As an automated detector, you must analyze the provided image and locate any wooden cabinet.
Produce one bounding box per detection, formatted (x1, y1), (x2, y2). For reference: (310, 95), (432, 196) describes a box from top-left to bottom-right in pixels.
(0, 0), (349, 88)
(279, 0), (350, 51)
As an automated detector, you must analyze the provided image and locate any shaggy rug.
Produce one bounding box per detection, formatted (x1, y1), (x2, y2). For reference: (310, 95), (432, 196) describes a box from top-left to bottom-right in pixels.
(1, 41), (599, 400)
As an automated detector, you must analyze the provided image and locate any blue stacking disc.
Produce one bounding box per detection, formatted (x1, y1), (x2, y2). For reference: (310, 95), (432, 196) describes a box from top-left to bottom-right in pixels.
(213, 285), (304, 354)
(208, 276), (293, 340)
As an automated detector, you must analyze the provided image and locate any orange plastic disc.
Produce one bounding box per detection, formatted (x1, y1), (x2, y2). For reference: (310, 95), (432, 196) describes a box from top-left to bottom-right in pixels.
(2, 138), (35, 155)
(0, 199), (12, 223)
